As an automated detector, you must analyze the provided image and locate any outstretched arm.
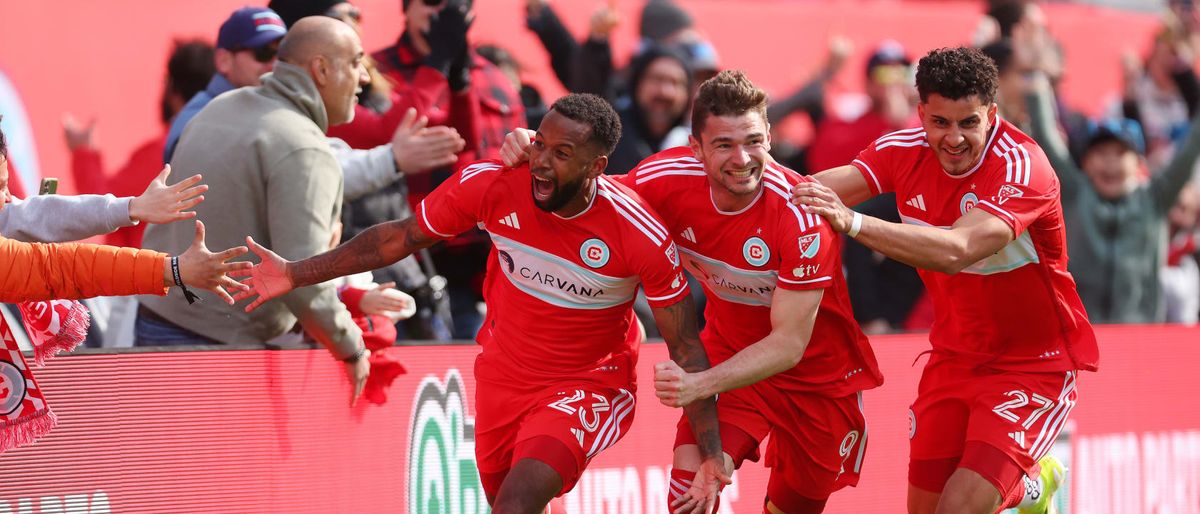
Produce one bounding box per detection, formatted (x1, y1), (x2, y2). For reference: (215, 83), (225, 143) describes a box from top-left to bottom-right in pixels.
(794, 181), (1014, 274)
(292, 217), (439, 286)
(232, 217), (440, 311)
(655, 287), (822, 405)
(651, 295), (729, 514)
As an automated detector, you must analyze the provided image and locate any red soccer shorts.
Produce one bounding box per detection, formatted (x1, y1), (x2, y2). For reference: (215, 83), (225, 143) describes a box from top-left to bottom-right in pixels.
(675, 381), (868, 502)
(474, 376), (636, 499)
(908, 355), (1079, 500)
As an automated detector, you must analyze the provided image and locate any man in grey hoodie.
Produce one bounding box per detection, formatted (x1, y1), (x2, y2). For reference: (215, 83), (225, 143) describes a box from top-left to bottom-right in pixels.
(140, 17), (372, 404)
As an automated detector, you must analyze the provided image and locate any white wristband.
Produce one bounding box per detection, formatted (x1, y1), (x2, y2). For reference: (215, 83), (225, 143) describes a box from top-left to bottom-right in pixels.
(847, 212), (863, 238)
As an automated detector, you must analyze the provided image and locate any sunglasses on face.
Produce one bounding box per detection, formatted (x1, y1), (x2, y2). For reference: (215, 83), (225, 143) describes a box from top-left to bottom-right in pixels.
(235, 43), (278, 64)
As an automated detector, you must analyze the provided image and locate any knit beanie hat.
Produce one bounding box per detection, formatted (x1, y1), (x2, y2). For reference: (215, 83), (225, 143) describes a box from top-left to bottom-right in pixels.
(268, 0), (348, 28)
(640, 0), (693, 41)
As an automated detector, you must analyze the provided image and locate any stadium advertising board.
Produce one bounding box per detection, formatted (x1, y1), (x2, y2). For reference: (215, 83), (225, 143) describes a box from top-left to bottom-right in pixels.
(1, 326), (1197, 512)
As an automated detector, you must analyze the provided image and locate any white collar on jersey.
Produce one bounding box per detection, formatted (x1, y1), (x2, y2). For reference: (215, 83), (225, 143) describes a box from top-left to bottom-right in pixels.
(552, 178), (599, 220)
(710, 183), (764, 215)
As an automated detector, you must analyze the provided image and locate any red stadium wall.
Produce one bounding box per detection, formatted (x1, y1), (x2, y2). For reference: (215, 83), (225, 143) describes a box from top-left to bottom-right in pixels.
(0, 0), (1158, 197)
(0, 325), (1197, 513)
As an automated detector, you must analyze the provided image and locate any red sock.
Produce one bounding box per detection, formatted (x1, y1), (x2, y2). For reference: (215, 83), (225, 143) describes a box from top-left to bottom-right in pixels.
(668, 468), (697, 511)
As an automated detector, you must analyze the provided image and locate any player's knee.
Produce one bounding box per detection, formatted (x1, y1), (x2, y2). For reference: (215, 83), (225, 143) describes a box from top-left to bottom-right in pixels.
(492, 494), (549, 514)
(934, 469), (1002, 514)
(764, 484), (828, 514)
(492, 457), (564, 514)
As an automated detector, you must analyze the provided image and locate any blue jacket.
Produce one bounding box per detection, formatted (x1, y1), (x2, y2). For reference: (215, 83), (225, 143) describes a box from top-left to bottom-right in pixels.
(163, 74), (235, 163)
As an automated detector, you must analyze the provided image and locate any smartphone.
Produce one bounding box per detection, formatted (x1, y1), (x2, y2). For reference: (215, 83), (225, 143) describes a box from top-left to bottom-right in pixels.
(38, 178), (58, 195)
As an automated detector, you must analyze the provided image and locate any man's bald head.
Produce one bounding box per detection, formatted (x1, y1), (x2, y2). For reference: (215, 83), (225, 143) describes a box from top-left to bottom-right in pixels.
(276, 16), (368, 126)
(277, 16), (358, 66)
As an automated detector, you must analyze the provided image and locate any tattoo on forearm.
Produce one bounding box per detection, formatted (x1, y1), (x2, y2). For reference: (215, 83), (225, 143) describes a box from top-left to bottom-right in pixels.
(659, 296), (711, 372)
(656, 296), (723, 460)
(291, 217), (436, 287)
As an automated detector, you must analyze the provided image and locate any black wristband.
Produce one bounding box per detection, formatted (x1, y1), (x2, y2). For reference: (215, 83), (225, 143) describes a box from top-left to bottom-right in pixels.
(171, 256), (201, 305)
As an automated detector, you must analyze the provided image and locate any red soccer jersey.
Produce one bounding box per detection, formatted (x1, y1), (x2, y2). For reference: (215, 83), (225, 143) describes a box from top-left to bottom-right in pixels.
(852, 119), (1099, 372)
(623, 147), (883, 397)
(416, 160), (690, 387)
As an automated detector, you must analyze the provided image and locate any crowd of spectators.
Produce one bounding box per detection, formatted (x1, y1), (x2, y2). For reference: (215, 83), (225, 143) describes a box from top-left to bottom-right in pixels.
(4, 0), (1199, 353)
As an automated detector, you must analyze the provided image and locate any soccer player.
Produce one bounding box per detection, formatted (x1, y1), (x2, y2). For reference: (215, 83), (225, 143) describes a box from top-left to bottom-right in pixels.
(501, 71), (883, 514)
(230, 93), (727, 514)
(792, 47), (1097, 514)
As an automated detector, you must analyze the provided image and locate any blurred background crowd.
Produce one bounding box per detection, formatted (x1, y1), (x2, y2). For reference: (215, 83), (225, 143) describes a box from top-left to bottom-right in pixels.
(2, 0), (1197, 349)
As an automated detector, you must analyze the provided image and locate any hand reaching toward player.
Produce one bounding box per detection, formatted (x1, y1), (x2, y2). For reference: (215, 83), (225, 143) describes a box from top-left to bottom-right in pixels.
(672, 456), (732, 514)
(359, 281), (417, 320)
(172, 220), (251, 304)
(128, 165), (208, 225)
(230, 237), (295, 312)
(390, 108), (466, 174)
(791, 181), (855, 234)
(500, 128), (537, 167)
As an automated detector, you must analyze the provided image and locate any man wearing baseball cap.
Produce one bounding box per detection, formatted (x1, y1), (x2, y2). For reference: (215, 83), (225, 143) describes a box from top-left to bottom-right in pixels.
(164, 6), (287, 163)
(1026, 67), (1200, 324)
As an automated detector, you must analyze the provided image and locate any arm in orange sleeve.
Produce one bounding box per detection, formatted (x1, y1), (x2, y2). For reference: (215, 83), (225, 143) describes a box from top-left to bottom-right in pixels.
(0, 236), (168, 302)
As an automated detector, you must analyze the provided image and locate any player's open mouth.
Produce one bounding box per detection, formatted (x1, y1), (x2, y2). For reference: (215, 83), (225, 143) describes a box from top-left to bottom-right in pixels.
(533, 175), (555, 201)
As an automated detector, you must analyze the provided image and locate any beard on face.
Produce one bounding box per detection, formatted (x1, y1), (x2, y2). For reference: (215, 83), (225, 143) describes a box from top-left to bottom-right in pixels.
(532, 172), (587, 213)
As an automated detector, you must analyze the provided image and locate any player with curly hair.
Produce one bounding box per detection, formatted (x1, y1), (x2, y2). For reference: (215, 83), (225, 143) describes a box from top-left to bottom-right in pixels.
(794, 46), (1095, 514)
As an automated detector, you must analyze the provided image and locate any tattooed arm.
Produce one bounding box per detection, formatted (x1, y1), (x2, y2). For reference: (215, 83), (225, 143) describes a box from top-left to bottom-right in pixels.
(652, 295), (721, 458)
(289, 217), (438, 287)
(650, 295), (729, 513)
(233, 216), (440, 311)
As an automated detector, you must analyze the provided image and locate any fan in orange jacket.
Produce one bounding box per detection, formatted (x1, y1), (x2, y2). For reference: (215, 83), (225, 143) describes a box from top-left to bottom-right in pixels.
(1, 138), (249, 304)
(0, 219), (250, 305)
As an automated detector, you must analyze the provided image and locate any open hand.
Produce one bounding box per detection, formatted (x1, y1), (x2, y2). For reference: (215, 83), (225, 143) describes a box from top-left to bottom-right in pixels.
(391, 108), (465, 174)
(230, 237), (295, 312)
(672, 456), (732, 514)
(359, 281), (415, 317)
(174, 220), (251, 304)
(129, 165), (208, 224)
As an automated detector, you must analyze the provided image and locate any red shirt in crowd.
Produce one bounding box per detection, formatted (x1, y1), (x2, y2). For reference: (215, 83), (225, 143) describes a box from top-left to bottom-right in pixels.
(70, 133), (167, 247)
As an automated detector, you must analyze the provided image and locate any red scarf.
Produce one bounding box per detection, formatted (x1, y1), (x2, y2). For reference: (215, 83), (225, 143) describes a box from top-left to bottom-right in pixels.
(0, 312), (57, 453)
(19, 300), (90, 366)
